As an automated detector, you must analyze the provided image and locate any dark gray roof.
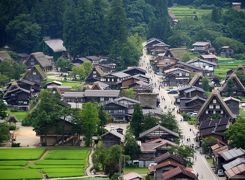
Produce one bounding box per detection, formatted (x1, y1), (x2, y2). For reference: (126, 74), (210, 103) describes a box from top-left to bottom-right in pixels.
(84, 90), (120, 97)
(220, 148), (245, 161)
(30, 52), (53, 68)
(223, 158), (245, 171)
(101, 130), (125, 142)
(111, 72), (130, 78)
(63, 92), (85, 98)
(114, 97), (140, 104)
(187, 58), (217, 66)
(184, 86), (205, 93)
(192, 42), (210, 46)
(139, 124), (179, 138)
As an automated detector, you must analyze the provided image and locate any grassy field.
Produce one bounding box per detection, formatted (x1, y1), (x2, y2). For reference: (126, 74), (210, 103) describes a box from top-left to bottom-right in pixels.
(124, 167), (148, 175)
(214, 57), (245, 78)
(169, 6), (212, 19)
(0, 148), (44, 160)
(0, 148), (89, 179)
(7, 110), (29, 121)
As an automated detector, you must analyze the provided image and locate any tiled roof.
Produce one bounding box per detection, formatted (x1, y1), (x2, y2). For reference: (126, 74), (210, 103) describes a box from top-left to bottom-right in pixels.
(84, 90), (120, 97)
(30, 52), (53, 68)
(164, 68), (190, 74)
(225, 164), (245, 179)
(111, 72), (130, 78)
(162, 166), (197, 180)
(223, 96), (240, 102)
(155, 160), (185, 170)
(192, 41), (210, 46)
(223, 158), (245, 171)
(201, 54), (217, 59)
(155, 152), (185, 165)
(219, 148), (245, 161)
(101, 130), (125, 142)
(189, 73), (202, 86)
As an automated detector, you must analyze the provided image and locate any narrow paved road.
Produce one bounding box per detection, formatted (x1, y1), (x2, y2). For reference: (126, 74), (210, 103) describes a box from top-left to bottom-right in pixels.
(139, 48), (218, 180)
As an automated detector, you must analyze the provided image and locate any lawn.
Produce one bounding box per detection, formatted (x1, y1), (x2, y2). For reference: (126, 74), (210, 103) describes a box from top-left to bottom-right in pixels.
(124, 167), (148, 175)
(0, 148), (44, 160)
(0, 148), (89, 179)
(169, 6), (212, 19)
(214, 58), (245, 78)
(7, 110), (29, 121)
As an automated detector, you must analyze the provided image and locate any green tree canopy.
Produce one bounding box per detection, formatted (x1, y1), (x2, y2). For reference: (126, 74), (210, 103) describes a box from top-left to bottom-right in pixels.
(131, 104), (144, 138)
(124, 130), (140, 160)
(226, 116), (245, 149)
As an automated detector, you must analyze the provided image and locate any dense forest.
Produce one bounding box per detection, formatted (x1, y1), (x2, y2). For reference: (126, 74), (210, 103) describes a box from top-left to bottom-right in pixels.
(0, 0), (170, 69)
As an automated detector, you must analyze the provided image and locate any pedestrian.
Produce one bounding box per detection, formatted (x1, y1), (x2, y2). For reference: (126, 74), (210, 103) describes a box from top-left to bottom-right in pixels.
(190, 128), (191, 132)
(196, 173), (199, 179)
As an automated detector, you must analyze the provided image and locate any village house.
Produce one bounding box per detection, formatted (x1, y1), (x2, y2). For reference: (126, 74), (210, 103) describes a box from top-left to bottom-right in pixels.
(139, 125), (179, 143)
(163, 68), (191, 86)
(114, 97), (140, 108)
(187, 58), (217, 77)
(17, 79), (40, 93)
(153, 50), (178, 72)
(179, 96), (206, 113)
(47, 85), (72, 94)
(220, 46), (234, 57)
(220, 73), (245, 97)
(122, 67), (146, 76)
(200, 54), (218, 63)
(62, 90), (120, 107)
(197, 90), (236, 140)
(37, 116), (80, 146)
(43, 38), (67, 59)
(24, 52), (53, 71)
(176, 85), (205, 104)
(101, 130), (124, 148)
(45, 81), (62, 87)
(223, 157), (245, 179)
(22, 65), (46, 86)
(227, 66), (245, 77)
(85, 66), (107, 84)
(192, 41), (214, 54)
(90, 81), (110, 90)
(213, 147), (245, 175)
(145, 38), (170, 55)
(149, 152), (197, 180)
(137, 138), (177, 167)
(164, 61), (204, 75)
(188, 73), (203, 88)
(101, 71), (130, 88)
(3, 81), (32, 110)
(102, 100), (130, 122)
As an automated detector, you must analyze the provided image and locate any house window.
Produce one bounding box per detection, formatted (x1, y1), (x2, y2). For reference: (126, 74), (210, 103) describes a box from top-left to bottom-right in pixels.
(100, 97), (104, 101)
(213, 99), (217, 103)
(33, 71), (37, 75)
(221, 110), (223, 114)
(216, 105), (220, 109)
(93, 75), (97, 78)
(186, 73), (189, 76)
(206, 110), (208, 114)
(179, 73), (182, 76)
(213, 110), (216, 114)
(112, 78), (114, 82)
(209, 105), (213, 109)
(93, 71), (96, 74)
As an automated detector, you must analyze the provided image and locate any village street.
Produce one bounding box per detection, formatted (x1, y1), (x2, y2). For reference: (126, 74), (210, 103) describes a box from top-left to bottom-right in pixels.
(139, 48), (220, 180)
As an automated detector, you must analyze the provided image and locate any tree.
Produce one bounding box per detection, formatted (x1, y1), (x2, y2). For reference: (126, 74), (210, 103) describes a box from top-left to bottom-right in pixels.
(0, 60), (25, 80)
(202, 137), (217, 154)
(29, 90), (72, 144)
(0, 97), (7, 119)
(104, 145), (123, 177)
(202, 77), (211, 92)
(93, 142), (107, 171)
(160, 111), (179, 133)
(211, 7), (222, 23)
(124, 130), (140, 160)
(108, 0), (127, 44)
(72, 65), (85, 81)
(131, 104), (144, 138)
(121, 88), (136, 99)
(0, 74), (9, 87)
(80, 102), (99, 146)
(167, 31), (191, 47)
(0, 123), (10, 144)
(142, 115), (158, 131)
(55, 56), (72, 72)
(148, 0), (170, 40)
(98, 106), (109, 135)
(63, 2), (80, 57)
(83, 61), (92, 77)
(226, 116), (245, 149)
(6, 14), (41, 53)
(170, 145), (195, 167)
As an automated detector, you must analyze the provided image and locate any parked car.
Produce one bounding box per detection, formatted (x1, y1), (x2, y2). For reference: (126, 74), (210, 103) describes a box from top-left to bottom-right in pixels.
(168, 89), (178, 94)
(217, 169), (224, 176)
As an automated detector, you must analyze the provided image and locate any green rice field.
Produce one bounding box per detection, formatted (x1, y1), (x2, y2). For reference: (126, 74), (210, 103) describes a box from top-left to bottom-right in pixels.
(0, 148), (89, 179)
(169, 6), (212, 19)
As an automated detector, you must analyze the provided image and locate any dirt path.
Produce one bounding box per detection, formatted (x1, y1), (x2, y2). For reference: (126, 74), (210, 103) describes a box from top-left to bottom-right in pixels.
(85, 148), (94, 176)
